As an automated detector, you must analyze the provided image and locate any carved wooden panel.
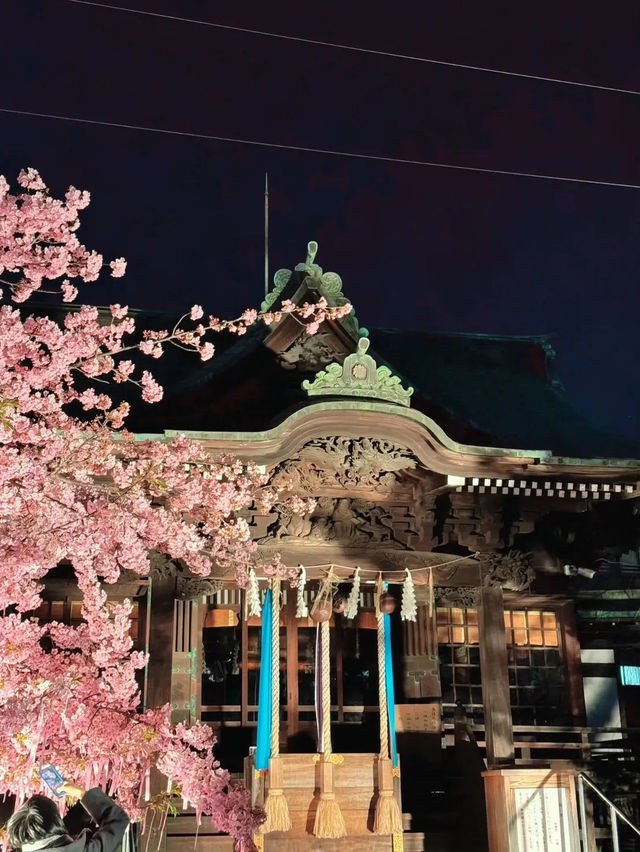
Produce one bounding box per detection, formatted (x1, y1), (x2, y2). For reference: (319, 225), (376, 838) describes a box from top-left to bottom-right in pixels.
(269, 436), (418, 494)
(251, 497), (420, 550)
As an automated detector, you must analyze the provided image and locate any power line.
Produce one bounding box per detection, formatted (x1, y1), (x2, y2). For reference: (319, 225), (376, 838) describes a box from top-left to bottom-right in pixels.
(65, 0), (640, 98)
(2, 105), (639, 191)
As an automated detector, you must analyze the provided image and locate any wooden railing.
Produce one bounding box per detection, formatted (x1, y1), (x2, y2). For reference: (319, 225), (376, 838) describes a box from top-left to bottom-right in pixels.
(578, 773), (640, 852)
(443, 722), (640, 766)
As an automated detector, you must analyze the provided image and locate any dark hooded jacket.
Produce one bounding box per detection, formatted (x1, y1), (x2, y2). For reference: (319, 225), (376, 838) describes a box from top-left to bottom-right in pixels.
(21, 790), (128, 852)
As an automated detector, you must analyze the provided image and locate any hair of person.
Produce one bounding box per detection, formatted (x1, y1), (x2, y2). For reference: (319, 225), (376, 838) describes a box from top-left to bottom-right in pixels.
(6, 796), (67, 851)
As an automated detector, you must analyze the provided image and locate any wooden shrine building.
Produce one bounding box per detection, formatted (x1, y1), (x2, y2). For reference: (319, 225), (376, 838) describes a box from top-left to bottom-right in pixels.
(42, 243), (640, 851)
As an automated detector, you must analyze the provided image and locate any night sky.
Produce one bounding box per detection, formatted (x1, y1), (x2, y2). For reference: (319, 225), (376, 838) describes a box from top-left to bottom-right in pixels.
(2, 0), (639, 443)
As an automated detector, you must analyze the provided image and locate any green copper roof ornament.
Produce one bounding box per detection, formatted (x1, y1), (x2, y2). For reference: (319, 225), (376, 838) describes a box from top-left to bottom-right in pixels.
(302, 336), (414, 407)
(261, 240), (367, 339)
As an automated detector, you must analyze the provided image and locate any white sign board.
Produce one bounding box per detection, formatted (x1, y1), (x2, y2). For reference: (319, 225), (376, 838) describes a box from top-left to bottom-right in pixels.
(514, 786), (578, 852)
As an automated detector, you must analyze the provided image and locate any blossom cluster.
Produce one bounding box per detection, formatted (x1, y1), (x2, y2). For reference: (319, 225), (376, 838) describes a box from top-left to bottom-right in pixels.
(0, 607), (263, 844)
(0, 168), (353, 851)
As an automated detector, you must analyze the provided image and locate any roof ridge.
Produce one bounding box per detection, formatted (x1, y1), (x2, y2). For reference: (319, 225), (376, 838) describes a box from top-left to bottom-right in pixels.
(370, 327), (556, 344)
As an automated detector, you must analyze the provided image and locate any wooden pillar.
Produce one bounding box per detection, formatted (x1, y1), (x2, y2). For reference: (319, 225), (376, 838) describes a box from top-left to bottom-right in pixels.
(144, 574), (177, 711)
(479, 585), (514, 766)
(141, 573), (177, 852)
(561, 601), (587, 724)
(285, 588), (299, 739)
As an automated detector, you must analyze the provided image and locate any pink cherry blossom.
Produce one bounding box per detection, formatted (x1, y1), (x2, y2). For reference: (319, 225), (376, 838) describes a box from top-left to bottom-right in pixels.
(61, 281), (78, 302)
(109, 258), (127, 278)
(199, 342), (215, 361)
(0, 167), (354, 852)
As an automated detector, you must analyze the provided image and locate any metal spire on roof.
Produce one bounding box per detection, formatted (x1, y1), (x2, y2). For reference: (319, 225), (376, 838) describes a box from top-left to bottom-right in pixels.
(264, 172), (269, 298)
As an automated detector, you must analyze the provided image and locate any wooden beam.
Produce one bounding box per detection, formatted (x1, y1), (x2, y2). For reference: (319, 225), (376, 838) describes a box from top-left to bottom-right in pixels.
(479, 586), (514, 766)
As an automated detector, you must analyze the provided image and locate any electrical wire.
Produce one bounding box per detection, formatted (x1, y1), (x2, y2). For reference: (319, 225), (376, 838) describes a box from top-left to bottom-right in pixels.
(64, 0), (640, 98)
(1, 106), (639, 190)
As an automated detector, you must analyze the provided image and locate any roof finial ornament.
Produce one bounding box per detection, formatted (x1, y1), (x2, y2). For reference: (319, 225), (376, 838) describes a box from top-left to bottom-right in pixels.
(306, 240), (318, 266)
(261, 239), (367, 338)
(302, 335), (413, 407)
(295, 240), (323, 280)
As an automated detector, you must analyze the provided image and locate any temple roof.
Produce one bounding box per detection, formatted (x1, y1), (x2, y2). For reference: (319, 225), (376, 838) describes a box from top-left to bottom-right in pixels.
(117, 313), (640, 461)
(29, 236), (640, 463)
(367, 328), (640, 460)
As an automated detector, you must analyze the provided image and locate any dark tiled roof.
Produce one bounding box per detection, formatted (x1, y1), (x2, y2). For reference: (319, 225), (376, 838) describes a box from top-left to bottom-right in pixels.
(32, 301), (639, 460)
(368, 328), (640, 459)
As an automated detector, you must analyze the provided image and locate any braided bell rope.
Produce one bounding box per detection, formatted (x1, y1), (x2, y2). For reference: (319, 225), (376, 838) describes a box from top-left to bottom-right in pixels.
(271, 578), (281, 757)
(321, 618), (332, 757)
(377, 608), (389, 760)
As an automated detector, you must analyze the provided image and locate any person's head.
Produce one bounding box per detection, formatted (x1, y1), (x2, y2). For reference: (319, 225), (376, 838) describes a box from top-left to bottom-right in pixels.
(6, 796), (67, 852)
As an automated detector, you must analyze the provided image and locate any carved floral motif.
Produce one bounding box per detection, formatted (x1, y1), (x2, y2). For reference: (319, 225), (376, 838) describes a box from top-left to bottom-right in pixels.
(480, 550), (534, 591)
(303, 336), (413, 407)
(269, 436), (418, 493)
(434, 586), (481, 607)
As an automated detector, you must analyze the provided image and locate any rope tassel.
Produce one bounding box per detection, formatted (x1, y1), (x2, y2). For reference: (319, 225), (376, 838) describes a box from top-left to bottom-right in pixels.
(374, 757), (403, 836)
(262, 578), (292, 834)
(313, 619), (347, 839)
(374, 580), (403, 836)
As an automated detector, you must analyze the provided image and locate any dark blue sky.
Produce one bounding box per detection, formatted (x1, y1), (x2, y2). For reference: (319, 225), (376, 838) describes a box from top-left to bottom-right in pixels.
(2, 0), (639, 443)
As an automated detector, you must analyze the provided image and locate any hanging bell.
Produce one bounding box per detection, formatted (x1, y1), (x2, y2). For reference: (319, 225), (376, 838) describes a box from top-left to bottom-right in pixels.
(310, 600), (333, 622)
(379, 591), (396, 614)
(332, 594), (346, 614)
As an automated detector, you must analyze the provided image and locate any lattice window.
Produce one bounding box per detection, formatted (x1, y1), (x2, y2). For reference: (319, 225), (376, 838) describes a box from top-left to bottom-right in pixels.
(35, 599), (140, 641)
(437, 607), (566, 724)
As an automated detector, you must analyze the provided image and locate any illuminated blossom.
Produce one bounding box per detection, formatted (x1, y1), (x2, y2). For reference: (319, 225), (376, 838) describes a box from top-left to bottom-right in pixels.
(109, 258), (127, 277)
(0, 167), (353, 851)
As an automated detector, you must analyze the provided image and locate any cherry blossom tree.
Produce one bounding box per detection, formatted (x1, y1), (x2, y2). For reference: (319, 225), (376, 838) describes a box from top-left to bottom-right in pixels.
(0, 168), (349, 850)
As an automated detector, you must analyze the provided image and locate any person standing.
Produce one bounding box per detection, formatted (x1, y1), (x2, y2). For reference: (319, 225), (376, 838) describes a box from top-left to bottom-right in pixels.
(5, 785), (129, 852)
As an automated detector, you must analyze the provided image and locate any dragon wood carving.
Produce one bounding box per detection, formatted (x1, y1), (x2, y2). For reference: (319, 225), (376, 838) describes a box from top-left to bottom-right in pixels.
(269, 436), (418, 493)
(256, 496), (418, 549)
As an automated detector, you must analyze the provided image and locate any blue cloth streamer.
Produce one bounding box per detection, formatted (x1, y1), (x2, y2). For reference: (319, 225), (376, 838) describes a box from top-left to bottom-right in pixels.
(255, 589), (272, 770)
(384, 612), (399, 767)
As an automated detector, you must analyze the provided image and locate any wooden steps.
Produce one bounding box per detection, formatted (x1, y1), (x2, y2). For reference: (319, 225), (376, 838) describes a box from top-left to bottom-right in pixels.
(165, 833), (426, 852)
(247, 752), (403, 848)
(163, 753), (431, 851)
(165, 839), (234, 852)
(164, 806), (427, 851)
